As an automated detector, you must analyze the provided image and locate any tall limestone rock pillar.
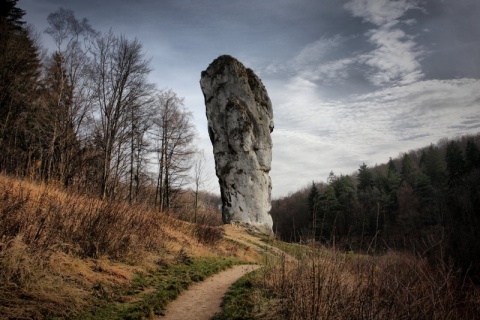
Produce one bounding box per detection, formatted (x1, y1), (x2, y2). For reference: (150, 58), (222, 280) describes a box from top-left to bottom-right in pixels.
(200, 55), (274, 233)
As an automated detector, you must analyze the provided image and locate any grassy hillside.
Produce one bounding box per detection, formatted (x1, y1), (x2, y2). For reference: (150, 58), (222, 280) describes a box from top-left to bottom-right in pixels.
(0, 174), (256, 319)
(2, 173), (479, 320)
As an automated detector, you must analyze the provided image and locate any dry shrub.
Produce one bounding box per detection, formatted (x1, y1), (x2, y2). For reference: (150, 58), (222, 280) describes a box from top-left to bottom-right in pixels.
(195, 205), (224, 226)
(260, 248), (480, 320)
(1, 236), (45, 292)
(176, 204), (223, 226)
(193, 224), (224, 245)
(0, 236), (88, 319)
(0, 176), (168, 260)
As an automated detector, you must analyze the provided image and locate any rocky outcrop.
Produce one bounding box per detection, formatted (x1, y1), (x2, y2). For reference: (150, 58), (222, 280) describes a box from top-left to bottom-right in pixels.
(200, 55), (274, 233)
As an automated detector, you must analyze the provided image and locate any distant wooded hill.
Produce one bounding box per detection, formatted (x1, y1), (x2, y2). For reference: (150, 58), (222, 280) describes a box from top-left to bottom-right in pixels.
(272, 133), (480, 282)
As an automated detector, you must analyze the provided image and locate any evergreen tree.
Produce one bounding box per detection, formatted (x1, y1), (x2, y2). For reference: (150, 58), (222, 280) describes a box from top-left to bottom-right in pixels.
(317, 185), (339, 242)
(413, 173), (433, 205)
(387, 157), (397, 174)
(331, 174), (356, 237)
(445, 140), (466, 186)
(386, 163), (401, 192)
(0, 0), (25, 30)
(308, 182), (320, 239)
(465, 139), (480, 171)
(400, 153), (416, 185)
(357, 163), (373, 191)
(308, 182), (320, 216)
(385, 167), (400, 228)
(0, 0), (41, 174)
(420, 145), (446, 188)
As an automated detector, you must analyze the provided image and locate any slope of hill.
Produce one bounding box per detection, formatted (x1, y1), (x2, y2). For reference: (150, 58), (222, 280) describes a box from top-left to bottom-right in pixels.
(0, 174), (259, 319)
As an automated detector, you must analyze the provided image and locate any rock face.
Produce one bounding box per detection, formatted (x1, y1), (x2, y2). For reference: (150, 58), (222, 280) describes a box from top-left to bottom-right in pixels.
(200, 55), (274, 233)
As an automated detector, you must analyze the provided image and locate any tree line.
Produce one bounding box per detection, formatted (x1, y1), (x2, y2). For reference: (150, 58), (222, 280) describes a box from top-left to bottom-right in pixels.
(272, 134), (480, 281)
(0, 2), (201, 211)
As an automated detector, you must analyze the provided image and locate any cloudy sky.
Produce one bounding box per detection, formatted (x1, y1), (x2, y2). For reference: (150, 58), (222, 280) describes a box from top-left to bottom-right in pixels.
(21, 0), (480, 198)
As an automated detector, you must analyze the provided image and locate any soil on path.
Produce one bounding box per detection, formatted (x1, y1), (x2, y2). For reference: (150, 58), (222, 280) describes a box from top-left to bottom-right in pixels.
(158, 264), (260, 320)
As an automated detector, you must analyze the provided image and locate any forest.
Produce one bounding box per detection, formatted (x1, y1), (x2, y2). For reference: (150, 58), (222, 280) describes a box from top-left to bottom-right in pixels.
(272, 134), (480, 282)
(0, 2), (214, 215)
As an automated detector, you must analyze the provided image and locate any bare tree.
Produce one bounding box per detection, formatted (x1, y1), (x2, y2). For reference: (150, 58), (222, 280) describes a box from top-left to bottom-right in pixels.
(40, 52), (75, 182)
(89, 31), (153, 199)
(127, 95), (155, 203)
(43, 8), (97, 186)
(152, 90), (196, 211)
(192, 150), (211, 222)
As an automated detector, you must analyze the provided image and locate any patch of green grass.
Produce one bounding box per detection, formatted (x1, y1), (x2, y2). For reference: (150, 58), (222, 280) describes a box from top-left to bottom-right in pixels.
(224, 237), (250, 250)
(211, 270), (261, 320)
(245, 239), (270, 251)
(76, 256), (245, 320)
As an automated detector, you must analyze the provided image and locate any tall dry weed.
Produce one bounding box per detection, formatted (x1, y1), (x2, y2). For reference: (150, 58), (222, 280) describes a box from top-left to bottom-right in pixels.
(0, 175), (169, 260)
(260, 247), (480, 320)
(0, 235), (88, 318)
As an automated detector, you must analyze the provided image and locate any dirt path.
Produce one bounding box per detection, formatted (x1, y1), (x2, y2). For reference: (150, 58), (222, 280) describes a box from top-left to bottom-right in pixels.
(158, 264), (261, 320)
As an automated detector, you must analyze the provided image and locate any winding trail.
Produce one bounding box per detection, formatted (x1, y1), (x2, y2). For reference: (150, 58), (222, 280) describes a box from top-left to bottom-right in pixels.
(158, 264), (260, 320)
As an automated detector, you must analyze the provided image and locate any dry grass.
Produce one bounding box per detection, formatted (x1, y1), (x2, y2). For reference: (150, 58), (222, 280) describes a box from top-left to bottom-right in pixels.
(0, 175), (169, 260)
(258, 244), (480, 320)
(0, 174), (247, 319)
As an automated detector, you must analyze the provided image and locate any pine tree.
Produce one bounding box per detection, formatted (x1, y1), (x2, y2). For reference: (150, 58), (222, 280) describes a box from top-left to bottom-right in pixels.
(465, 139), (480, 171)
(308, 182), (320, 215)
(0, 0), (25, 30)
(0, 0), (41, 174)
(308, 182), (320, 239)
(387, 157), (397, 174)
(400, 153), (417, 185)
(421, 145), (446, 188)
(357, 163), (373, 191)
(445, 141), (466, 186)
(318, 185), (339, 242)
(330, 174), (356, 238)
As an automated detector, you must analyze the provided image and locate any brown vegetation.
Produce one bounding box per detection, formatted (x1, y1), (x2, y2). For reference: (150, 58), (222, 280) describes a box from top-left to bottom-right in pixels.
(0, 174), (232, 319)
(258, 244), (480, 319)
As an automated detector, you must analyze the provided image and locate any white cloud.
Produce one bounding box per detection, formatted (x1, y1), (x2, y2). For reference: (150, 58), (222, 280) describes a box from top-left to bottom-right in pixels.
(291, 35), (346, 70)
(261, 35), (353, 84)
(403, 19), (417, 26)
(361, 27), (424, 86)
(263, 1), (426, 89)
(298, 58), (355, 84)
(344, 0), (419, 26)
(344, 0), (425, 87)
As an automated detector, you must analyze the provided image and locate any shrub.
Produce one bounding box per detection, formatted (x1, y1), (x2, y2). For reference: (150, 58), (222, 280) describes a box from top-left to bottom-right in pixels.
(0, 176), (167, 260)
